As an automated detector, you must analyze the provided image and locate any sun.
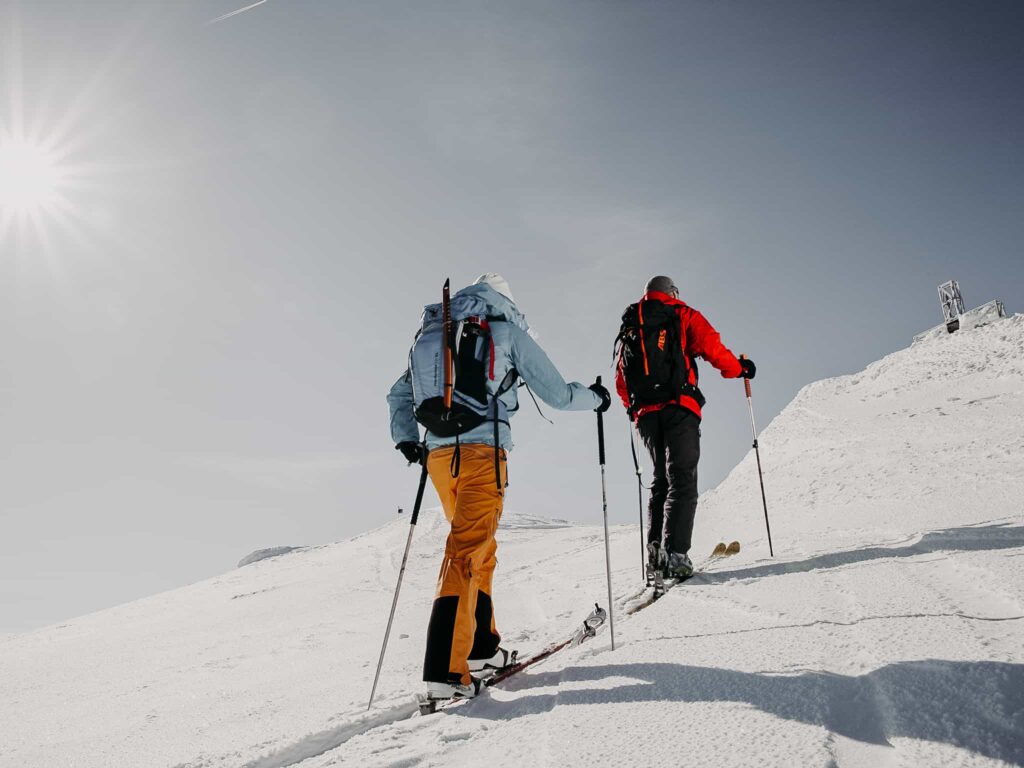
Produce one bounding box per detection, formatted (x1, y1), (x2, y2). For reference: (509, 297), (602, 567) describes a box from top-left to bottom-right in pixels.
(0, 140), (63, 214)
(1, 12), (99, 250)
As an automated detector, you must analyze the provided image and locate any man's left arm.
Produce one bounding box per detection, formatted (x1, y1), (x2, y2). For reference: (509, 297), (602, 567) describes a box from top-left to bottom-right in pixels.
(614, 356), (631, 412)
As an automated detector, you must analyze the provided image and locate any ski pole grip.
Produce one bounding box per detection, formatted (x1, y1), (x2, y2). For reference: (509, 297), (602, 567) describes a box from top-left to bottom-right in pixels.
(409, 462), (428, 526)
(595, 376), (606, 466)
(740, 354), (752, 398)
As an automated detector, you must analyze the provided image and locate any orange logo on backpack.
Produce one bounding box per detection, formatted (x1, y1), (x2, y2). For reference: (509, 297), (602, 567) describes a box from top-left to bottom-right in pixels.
(657, 329), (666, 351)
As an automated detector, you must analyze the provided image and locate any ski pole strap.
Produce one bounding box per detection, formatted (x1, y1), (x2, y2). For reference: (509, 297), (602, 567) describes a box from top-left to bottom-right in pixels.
(491, 368), (519, 491)
(493, 399), (501, 490)
(522, 381), (554, 424)
(637, 301), (650, 375)
(629, 424), (640, 476)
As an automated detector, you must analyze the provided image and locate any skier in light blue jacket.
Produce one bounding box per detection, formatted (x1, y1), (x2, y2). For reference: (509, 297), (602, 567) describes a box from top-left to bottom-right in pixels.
(387, 274), (610, 701)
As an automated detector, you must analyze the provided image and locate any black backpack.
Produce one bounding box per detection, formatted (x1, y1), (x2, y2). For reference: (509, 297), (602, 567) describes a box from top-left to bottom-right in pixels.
(410, 307), (497, 438)
(407, 281), (519, 490)
(615, 299), (705, 412)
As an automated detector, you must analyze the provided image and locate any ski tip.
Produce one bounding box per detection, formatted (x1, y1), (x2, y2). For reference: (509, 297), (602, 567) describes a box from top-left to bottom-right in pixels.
(725, 541), (741, 555)
(711, 542), (728, 556)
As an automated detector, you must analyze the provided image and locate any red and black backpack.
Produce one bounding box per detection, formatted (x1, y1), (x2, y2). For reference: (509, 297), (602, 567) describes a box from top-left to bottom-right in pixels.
(615, 299), (706, 412)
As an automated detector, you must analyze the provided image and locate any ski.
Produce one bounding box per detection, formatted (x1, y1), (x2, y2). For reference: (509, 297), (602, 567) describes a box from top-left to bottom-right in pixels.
(625, 541), (741, 615)
(415, 603), (607, 716)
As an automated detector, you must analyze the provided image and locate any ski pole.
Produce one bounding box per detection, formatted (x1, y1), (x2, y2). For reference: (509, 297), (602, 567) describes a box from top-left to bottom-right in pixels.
(740, 355), (774, 557)
(368, 458), (429, 710)
(628, 424), (646, 581)
(595, 376), (616, 650)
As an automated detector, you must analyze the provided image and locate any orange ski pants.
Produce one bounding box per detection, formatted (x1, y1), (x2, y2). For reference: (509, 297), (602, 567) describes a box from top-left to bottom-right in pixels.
(423, 444), (506, 685)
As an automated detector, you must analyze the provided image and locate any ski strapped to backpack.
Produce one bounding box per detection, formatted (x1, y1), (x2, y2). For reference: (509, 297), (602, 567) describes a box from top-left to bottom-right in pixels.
(442, 279), (454, 410)
(409, 279), (519, 489)
(615, 298), (706, 413)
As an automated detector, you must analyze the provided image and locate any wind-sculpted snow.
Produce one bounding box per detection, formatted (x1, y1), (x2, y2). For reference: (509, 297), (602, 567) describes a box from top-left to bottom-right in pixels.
(1, 316), (1022, 768)
(238, 546), (306, 568)
(499, 510), (576, 529)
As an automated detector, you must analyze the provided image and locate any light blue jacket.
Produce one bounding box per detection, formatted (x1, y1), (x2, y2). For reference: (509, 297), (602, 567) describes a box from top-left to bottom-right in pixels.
(387, 284), (600, 451)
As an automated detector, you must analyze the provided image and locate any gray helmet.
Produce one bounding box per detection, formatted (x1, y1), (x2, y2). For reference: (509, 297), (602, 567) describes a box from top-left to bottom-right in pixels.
(644, 275), (678, 296)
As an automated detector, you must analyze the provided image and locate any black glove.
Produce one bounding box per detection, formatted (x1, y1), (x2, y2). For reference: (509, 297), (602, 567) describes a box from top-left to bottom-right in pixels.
(739, 357), (756, 380)
(589, 382), (612, 413)
(396, 441), (424, 464)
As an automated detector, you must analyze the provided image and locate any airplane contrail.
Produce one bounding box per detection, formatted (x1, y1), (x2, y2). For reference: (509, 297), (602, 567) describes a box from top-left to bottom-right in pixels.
(205, 0), (270, 26)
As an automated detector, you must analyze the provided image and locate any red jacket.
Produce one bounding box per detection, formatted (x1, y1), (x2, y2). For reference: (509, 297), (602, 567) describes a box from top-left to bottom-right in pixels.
(615, 290), (743, 421)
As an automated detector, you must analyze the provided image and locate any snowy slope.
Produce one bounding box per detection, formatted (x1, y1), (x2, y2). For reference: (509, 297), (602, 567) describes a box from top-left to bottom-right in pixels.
(2, 316), (1023, 768)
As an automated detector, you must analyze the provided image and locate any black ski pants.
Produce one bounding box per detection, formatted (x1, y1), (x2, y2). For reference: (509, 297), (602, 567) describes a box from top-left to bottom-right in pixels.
(637, 405), (700, 556)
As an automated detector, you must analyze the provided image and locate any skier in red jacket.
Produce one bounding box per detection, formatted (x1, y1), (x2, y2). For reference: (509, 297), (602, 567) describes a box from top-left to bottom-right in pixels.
(615, 275), (756, 581)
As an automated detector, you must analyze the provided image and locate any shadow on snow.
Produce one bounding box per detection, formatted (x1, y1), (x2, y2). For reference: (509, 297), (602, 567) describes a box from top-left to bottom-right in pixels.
(243, 521), (1024, 767)
(702, 522), (1024, 584)
(457, 659), (1024, 764)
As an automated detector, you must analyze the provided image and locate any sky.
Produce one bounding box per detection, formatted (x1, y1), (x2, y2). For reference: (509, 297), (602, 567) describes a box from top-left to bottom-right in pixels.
(1, 0), (1022, 633)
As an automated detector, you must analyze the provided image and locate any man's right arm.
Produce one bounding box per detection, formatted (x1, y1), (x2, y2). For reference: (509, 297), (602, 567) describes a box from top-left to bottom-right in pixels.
(686, 310), (743, 378)
(509, 325), (601, 411)
(386, 371), (421, 444)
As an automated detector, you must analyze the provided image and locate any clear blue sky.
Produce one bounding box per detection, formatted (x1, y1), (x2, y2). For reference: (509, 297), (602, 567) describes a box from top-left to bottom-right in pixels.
(2, 0), (1022, 632)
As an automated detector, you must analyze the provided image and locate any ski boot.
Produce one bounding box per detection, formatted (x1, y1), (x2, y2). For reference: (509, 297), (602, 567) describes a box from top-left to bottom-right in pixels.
(468, 647), (518, 674)
(417, 677), (483, 715)
(666, 551), (694, 581)
(647, 542), (667, 595)
(645, 542), (659, 586)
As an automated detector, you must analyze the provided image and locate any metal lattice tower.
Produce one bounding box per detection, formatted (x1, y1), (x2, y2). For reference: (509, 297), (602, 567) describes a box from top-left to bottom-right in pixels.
(938, 280), (966, 332)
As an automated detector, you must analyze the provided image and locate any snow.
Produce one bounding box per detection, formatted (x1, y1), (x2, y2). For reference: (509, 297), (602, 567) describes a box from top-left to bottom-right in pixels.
(2, 315), (1023, 768)
(238, 546), (307, 568)
(914, 300), (1009, 343)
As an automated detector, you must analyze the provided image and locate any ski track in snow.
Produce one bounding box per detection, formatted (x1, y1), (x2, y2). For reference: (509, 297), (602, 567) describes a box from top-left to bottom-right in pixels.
(2, 315), (1024, 768)
(238, 701), (420, 768)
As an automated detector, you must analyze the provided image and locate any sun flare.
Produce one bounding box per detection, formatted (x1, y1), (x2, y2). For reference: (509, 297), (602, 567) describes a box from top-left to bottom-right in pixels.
(1, 13), (102, 249)
(0, 140), (63, 214)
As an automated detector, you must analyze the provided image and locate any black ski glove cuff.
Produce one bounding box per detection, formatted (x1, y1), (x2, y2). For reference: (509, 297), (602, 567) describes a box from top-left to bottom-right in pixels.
(589, 382), (612, 413)
(739, 358), (756, 380)
(396, 441), (424, 465)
